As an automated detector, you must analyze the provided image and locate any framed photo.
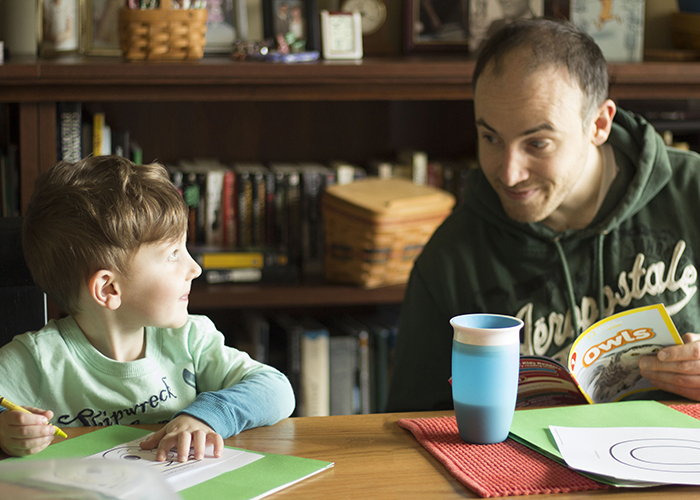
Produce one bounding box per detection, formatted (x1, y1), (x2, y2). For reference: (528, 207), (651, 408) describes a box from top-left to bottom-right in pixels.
(262, 0), (320, 52)
(40, 0), (82, 56)
(205, 0), (240, 53)
(570, 0), (644, 62)
(468, 0), (544, 53)
(82, 0), (122, 55)
(321, 10), (362, 60)
(404, 0), (469, 53)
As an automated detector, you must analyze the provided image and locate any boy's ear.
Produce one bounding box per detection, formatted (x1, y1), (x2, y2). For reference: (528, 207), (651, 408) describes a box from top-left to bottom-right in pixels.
(590, 99), (617, 146)
(88, 270), (122, 310)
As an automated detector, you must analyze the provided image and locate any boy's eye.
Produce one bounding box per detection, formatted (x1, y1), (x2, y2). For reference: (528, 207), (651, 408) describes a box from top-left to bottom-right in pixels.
(168, 250), (178, 262)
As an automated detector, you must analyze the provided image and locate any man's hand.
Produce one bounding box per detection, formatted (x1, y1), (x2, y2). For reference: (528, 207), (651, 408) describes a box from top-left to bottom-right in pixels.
(139, 414), (224, 462)
(639, 333), (700, 400)
(0, 407), (56, 457)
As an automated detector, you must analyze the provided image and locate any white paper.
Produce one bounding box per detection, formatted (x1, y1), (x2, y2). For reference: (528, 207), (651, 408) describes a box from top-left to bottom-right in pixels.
(551, 426), (700, 486)
(85, 432), (264, 493)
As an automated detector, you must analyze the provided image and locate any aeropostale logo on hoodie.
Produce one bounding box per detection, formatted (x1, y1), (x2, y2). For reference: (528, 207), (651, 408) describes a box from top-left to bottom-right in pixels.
(518, 240), (697, 364)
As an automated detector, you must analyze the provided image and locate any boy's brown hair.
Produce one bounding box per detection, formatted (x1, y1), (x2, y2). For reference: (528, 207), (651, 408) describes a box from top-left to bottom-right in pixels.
(23, 156), (188, 315)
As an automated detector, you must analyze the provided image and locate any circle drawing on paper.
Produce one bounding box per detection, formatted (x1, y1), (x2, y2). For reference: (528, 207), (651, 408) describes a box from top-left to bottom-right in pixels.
(610, 438), (700, 473)
(102, 444), (193, 469)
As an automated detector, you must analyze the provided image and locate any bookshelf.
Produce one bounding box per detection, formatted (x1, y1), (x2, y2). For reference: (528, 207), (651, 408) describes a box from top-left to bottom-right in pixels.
(2, 56), (700, 311)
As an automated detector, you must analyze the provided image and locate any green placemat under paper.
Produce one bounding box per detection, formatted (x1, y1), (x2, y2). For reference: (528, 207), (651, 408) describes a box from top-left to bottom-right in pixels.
(509, 400), (700, 464)
(3, 425), (333, 500)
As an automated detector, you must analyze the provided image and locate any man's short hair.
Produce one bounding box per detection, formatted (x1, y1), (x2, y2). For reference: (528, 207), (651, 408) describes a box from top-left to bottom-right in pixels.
(472, 18), (609, 126)
(23, 156), (188, 315)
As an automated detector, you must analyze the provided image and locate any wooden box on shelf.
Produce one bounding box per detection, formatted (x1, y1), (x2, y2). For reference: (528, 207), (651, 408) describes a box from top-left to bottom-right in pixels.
(322, 178), (455, 289)
(118, 0), (208, 61)
(672, 12), (700, 52)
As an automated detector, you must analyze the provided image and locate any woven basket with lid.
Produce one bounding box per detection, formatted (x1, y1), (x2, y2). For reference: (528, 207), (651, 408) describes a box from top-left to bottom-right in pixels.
(119, 0), (208, 61)
(322, 178), (456, 289)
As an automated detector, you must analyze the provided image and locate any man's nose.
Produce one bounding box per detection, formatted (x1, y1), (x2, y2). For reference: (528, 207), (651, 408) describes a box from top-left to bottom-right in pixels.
(499, 148), (529, 187)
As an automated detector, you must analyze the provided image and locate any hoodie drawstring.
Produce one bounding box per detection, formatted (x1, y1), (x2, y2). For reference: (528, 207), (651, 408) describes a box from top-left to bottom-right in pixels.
(552, 232), (608, 338)
(596, 233), (606, 319)
(553, 238), (581, 335)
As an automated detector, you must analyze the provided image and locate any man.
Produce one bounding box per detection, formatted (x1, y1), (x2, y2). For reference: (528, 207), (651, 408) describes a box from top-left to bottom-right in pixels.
(386, 18), (700, 412)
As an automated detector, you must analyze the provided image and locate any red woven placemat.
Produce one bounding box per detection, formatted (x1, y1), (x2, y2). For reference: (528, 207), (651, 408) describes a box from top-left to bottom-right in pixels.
(398, 403), (700, 498)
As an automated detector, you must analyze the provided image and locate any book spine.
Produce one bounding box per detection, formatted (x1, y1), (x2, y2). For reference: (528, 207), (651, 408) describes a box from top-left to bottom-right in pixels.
(357, 327), (372, 414)
(181, 171), (202, 244)
(56, 102), (82, 162)
(222, 169), (237, 248)
(200, 265), (299, 284)
(112, 128), (130, 158)
(300, 169), (322, 276)
(92, 112), (105, 156)
(205, 170), (225, 247)
(274, 171), (288, 252)
(252, 171), (266, 247)
(286, 171), (302, 267)
(265, 171), (276, 247)
(300, 321), (330, 417)
(329, 335), (359, 415)
(192, 248), (288, 269)
(237, 170), (253, 248)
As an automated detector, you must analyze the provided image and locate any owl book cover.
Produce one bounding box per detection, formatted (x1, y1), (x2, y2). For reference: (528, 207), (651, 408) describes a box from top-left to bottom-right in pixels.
(517, 304), (683, 407)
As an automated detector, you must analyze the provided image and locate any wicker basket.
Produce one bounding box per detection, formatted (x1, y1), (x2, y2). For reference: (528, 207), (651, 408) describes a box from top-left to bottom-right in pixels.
(322, 178), (456, 289)
(119, 0), (208, 61)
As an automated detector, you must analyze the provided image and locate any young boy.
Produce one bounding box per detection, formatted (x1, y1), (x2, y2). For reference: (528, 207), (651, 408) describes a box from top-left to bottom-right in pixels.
(0, 156), (295, 461)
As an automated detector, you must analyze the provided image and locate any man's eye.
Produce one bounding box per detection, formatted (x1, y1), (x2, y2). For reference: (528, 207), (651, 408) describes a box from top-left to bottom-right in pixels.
(481, 134), (499, 144)
(530, 140), (548, 149)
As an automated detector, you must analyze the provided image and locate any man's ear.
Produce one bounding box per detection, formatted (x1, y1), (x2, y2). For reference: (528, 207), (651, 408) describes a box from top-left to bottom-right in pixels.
(88, 270), (122, 310)
(590, 99), (617, 146)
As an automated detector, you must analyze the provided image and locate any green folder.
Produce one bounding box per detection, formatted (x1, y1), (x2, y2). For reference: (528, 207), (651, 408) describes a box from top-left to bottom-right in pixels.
(6, 425), (333, 500)
(509, 400), (700, 486)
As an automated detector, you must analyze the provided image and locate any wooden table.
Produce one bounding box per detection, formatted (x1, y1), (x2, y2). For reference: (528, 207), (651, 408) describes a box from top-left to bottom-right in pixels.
(56, 410), (700, 500)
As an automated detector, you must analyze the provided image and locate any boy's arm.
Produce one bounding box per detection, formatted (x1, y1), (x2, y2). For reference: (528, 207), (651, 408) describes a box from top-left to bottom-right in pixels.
(0, 337), (55, 456)
(173, 365), (295, 438)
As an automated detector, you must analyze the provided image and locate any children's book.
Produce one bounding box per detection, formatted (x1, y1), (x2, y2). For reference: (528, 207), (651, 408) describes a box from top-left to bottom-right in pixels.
(517, 304), (683, 406)
(3, 425), (333, 500)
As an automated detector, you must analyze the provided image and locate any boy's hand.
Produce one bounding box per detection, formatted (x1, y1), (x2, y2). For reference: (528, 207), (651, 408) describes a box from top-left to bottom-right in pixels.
(139, 414), (224, 462)
(639, 332), (700, 400)
(0, 407), (56, 457)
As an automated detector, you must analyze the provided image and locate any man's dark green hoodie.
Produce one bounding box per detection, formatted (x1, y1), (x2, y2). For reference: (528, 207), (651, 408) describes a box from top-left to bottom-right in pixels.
(386, 108), (700, 412)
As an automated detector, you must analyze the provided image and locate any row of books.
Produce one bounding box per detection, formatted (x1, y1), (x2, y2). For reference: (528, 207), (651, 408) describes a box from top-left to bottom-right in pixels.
(176, 154), (476, 284)
(231, 310), (399, 417)
(173, 159), (342, 282)
(56, 102), (143, 164)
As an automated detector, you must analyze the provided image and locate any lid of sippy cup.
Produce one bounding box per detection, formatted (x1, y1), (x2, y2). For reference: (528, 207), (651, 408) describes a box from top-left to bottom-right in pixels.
(450, 313), (523, 346)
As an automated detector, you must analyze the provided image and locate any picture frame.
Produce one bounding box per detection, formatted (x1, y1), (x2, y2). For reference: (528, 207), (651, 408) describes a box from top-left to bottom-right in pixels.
(40, 0), (82, 56)
(570, 0), (644, 62)
(262, 0), (320, 52)
(468, 0), (544, 53)
(404, 0), (469, 53)
(204, 0), (240, 53)
(321, 10), (362, 60)
(82, 0), (122, 56)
